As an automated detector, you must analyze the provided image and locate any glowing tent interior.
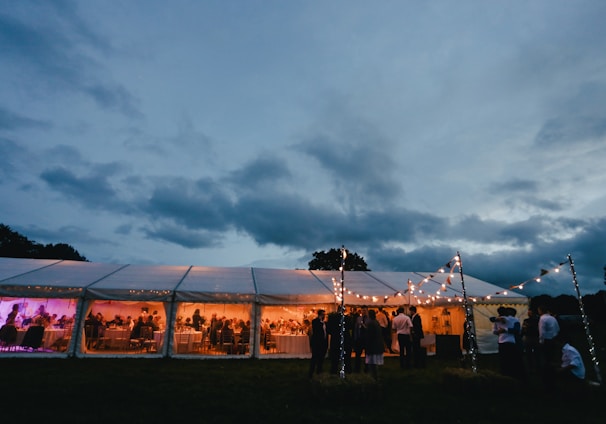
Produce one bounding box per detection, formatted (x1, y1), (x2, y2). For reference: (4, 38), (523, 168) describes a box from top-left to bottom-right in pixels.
(0, 257), (528, 358)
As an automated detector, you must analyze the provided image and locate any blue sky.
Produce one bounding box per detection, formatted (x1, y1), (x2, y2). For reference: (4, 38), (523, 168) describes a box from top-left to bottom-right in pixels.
(2, 0), (606, 297)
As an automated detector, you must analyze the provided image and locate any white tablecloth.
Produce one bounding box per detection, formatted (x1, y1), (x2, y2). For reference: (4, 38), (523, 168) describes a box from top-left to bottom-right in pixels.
(16, 327), (65, 350)
(173, 331), (202, 353)
(104, 328), (131, 349)
(274, 334), (310, 354)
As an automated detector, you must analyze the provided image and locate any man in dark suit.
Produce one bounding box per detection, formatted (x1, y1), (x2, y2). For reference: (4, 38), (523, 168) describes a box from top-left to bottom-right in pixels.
(410, 306), (425, 368)
(308, 309), (328, 378)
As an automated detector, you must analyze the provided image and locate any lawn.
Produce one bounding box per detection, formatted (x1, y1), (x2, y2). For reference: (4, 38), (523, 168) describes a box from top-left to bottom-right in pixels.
(1, 353), (603, 423)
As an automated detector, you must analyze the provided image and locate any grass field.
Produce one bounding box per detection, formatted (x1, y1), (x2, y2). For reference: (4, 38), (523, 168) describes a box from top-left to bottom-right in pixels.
(1, 352), (603, 424)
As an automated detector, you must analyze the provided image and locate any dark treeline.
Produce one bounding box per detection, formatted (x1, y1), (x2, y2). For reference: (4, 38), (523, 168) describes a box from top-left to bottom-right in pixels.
(0, 223), (87, 261)
(529, 292), (606, 324)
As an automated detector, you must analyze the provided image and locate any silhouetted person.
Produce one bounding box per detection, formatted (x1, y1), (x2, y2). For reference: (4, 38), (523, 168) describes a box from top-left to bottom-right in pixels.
(308, 309), (328, 378)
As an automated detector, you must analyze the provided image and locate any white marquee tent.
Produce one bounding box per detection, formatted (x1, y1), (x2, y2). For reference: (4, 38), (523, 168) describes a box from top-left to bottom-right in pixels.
(0, 257), (528, 358)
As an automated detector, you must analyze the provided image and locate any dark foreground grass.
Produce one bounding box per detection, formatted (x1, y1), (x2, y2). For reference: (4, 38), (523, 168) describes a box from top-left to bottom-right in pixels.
(1, 354), (603, 423)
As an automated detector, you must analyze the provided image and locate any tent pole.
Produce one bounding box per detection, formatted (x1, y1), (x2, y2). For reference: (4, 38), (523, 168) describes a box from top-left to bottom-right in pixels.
(457, 251), (479, 373)
(338, 245), (347, 379)
(568, 254), (602, 385)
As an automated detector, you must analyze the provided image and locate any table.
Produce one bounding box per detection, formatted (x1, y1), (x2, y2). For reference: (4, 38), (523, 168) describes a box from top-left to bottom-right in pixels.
(104, 328), (131, 350)
(16, 327), (66, 350)
(173, 330), (202, 353)
(154, 330), (165, 350)
(274, 334), (310, 354)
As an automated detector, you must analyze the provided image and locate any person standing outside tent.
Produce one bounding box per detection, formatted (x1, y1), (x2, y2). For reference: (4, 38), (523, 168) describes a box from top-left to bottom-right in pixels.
(410, 306), (425, 368)
(364, 309), (385, 380)
(521, 308), (540, 373)
(392, 306), (413, 369)
(492, 306), (525, 380)
(538, 303), (560, 390)
(352, 306), (369, 373)
(308, 309), (328, 379)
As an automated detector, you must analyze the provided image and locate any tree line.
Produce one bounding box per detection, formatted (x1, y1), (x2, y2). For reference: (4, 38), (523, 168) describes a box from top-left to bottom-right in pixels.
(0, 223), (87, 261)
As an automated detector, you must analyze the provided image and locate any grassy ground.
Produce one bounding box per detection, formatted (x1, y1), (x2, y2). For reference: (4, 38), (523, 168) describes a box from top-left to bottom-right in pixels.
(1, 353), (603, 423)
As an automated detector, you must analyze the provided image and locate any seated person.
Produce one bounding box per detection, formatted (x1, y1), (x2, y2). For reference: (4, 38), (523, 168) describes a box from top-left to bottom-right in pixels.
(0, 304), (20, 345)
(557, 336), (586, 387)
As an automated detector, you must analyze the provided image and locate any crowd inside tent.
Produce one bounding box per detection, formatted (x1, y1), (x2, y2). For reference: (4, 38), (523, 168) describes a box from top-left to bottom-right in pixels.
(0, 257), (529, 358)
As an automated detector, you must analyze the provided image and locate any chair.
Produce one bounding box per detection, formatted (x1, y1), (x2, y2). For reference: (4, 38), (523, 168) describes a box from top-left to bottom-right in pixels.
(175, 332), (191, 354)
(265, 331), (277, 353)
(220, 330), (234, 354)
(191, 331), (203, 352)
(85, 324), (107, 349)
(0, 324), (18, 351)
(110, 328), (131, 351)
(238, 332), (250, 355)
(51, 325), (73, 352)
(20, 325), (45, 351)
(140, 326), (157, 352)
(84, 324), (96, 349)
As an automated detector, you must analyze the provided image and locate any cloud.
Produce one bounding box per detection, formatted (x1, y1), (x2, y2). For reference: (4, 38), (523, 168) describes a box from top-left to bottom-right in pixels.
(0, 3), (140, 117)
(0, 106), (51, 131)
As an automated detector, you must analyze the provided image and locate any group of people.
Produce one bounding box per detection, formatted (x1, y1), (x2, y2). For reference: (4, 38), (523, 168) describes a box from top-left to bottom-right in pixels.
(492, 303), (586, 392)
(308, 305), (425, 380)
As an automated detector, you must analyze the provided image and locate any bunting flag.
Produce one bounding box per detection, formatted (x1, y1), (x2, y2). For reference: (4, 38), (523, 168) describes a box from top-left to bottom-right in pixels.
(332, 253), (558, 305)
(508, 260), (568, 290)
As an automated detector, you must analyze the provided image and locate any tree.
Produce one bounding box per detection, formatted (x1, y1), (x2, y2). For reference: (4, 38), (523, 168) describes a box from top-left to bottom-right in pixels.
(308, 247), (369, 271)
(0, 223), (87, 261)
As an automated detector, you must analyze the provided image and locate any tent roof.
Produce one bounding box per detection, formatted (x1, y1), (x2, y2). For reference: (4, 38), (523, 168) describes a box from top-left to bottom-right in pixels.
(0, 258), (528, 305)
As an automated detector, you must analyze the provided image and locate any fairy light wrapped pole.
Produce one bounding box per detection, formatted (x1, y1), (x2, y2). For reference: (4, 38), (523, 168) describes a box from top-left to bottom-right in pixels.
(568, 254), (602, 385)
(456, 251), (479, 373)
(338, 245), (347, 379)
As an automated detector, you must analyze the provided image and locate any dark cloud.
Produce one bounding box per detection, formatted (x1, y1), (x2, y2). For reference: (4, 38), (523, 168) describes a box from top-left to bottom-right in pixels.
(295, 119), (403, 207)
(142, 224), (223, 249)
(0, 106), (50, 131)
(225, 155), (292, 190)
(40, 166), (121, 209)
(142, 177), (235, 231)
(0, 138), (26, 179)
(491, 178), (538, 193)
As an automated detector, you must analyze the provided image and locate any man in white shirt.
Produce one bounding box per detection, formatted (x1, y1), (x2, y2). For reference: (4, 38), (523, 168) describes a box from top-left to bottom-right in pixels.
(559, 339), (585, 381)
(391, 307), (413, 369)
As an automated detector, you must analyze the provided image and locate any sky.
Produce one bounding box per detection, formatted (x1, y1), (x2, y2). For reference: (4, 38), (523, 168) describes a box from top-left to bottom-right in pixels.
(2, 0), (606, 298)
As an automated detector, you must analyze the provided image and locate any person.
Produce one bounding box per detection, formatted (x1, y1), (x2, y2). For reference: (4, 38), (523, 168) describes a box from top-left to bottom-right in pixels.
(556, 336), (586, 394)
(220, 319), (235, 353)
(192, 308), (204, 331)
(410, 306), (425, 368)
(521, 309), (540, 373)
(57, 314), (68, 328)
(364, 309), (385, 380)
(32, 304), (50, 327)
(377, 306), (393, 353)
(538, 303), (560, 389)
(308, 309), (328, 378)
(392, 306), (413, 369)
(130, 316), (145, 340)
(237, 320), (251, 354)
(491, 306), (525, 380)
(0, 303), (20, 347)
(352, 306), (369, 373)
